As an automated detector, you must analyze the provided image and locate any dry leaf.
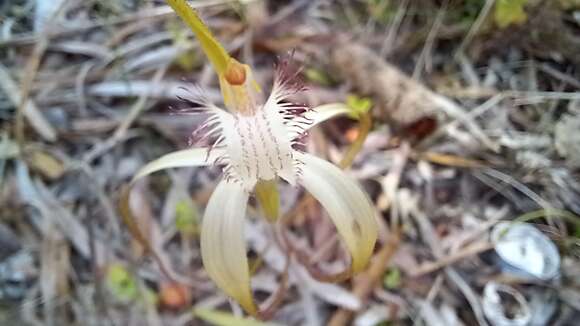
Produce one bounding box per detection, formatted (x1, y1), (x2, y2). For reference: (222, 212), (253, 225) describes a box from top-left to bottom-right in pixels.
(26, 150), (65, 180)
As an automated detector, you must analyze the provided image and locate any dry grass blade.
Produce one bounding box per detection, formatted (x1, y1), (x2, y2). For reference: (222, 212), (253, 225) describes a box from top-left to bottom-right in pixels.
(454, 0), (495, 58)
(411, 241), (493, 277)
(0, 64), (56, 142)
(118, 184), (176, 283)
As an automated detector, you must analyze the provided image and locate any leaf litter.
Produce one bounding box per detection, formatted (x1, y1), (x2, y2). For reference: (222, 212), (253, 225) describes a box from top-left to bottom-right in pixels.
(0, 0), (579, 325)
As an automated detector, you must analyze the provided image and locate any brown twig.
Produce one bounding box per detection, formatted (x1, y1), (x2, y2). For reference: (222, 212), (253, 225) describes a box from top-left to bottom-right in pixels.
(327, 228), (402, 326)
(339, 112), (372, 169)
(411, 241), (493, 277)
(282, 228), (353, 283)
(256, 223), (292, 320)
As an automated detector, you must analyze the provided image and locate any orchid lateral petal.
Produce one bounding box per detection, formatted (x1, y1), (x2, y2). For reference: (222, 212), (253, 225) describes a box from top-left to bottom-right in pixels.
(166, 0), (230, 75)
(119, 147), (220, 280)
(304, 103), (351, 131)
(131, 148), (222, 183)
(201, 180), (257, 315)
(297, 153), (378, 273)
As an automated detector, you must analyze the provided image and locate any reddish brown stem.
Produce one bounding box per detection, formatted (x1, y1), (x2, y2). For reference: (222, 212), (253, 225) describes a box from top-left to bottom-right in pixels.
(328, 229), (402, 326)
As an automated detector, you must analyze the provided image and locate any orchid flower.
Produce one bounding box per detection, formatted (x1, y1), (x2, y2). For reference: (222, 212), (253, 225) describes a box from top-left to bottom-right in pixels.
(123, 0), (378, 315)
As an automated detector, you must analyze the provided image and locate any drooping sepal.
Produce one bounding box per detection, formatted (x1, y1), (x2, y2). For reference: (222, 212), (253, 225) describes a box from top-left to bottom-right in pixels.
(200, 179), (257, 315)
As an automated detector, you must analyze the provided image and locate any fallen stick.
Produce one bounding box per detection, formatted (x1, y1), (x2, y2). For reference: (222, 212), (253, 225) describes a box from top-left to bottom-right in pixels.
(327, 229), (402, 326)
(410, 241), (493, 277)
(330, 41), (499, 151)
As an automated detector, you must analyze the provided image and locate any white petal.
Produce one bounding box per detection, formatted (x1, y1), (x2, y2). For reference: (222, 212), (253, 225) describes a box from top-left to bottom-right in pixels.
(131, 148), (223, 183)
(260, 105), (298, 185)
(303, 103), (350, 132)
(219, 106), (298, 189)
(217, 113), (258, 189)
(200, 179), (256, 314)
(297, 153), (378, 272)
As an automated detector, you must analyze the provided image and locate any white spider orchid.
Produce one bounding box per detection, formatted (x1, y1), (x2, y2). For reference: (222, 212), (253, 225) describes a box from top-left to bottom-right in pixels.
(123, 0), (378, 315)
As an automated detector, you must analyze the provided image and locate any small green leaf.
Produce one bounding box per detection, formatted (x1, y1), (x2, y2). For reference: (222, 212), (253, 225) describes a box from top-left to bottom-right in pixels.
(106, 264), (138, 302)
(367, 0), (396, 24)
(193, 308), (283, 326)
(494, 0), (528, 28)
(166, 0), (231, 75)
(166, 18), (190, 45)
(175, 199), (199, 235)
(346, 94), (373, 119)
(383, 267), (401, 290)
(144, 287), (159, 306)
(304, 68), (333, 86)
(447, 0), (486, 25)
(175, 49), (203, 72)
(166, 19), (201, 72)
(574, 224), (580, 239)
